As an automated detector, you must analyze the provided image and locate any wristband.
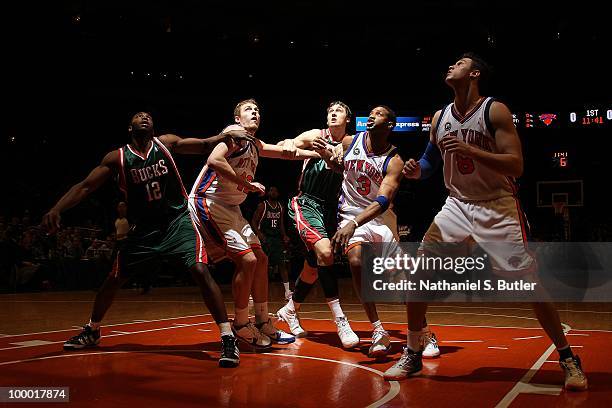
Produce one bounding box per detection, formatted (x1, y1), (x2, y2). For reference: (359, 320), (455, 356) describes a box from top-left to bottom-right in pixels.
(374, 195), (390, 212)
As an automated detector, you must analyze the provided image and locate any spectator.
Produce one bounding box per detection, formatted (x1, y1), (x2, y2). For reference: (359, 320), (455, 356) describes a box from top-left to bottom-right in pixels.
(85, 239), (111, 260)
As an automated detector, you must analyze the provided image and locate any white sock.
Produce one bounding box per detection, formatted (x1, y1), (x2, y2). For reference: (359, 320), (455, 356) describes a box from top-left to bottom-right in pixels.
(218, 322), (233, 337)
(372, 320), (384, 331)
(283, 282), (291, 295)
(287, 298), (299, 312)
(407, 330), (423, 352)
(88, 320), (101, 330)
(327, 299), (345, 319)
(254, 302), (269, 324)
(234, 306), (249, 326)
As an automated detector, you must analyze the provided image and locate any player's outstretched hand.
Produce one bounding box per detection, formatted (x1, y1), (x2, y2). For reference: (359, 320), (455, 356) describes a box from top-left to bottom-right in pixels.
(247, 181), (266, 196)
(312, 136), (328, 151)
(281, 139), (297, 159)
(403, 159), (421, 179)
(331, 222), (356, 253)
(313, 136), (334, 160)
(41, 209), (61, 235)
(223, 128), (256, 146)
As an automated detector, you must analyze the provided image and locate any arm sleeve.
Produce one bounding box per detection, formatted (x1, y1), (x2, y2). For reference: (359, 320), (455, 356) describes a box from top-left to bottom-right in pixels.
(418, 141), (442, 180)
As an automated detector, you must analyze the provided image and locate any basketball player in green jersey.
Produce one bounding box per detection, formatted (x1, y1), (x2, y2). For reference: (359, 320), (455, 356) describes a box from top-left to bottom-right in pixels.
(275, 102), (359, 348)
(251, 186), (292, 301)
(42, 112), (251, 368)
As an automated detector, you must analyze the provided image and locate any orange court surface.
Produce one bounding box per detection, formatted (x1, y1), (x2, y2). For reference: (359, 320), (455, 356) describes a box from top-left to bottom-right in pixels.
(1, 282), (610, 408)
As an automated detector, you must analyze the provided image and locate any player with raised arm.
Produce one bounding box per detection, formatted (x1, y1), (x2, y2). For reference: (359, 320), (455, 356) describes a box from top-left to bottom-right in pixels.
(275, 102), (360, 348)
(43, 112), (251, 368)
(189, 99), (320, 350)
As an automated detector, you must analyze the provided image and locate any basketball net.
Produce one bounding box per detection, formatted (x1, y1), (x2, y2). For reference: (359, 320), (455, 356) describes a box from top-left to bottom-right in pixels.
(553, 202), (571, 240)
(552, 201), (565, 216)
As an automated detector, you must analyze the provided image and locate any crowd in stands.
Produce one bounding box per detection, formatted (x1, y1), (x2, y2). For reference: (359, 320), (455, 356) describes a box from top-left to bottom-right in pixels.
(0, 213), (114, 292)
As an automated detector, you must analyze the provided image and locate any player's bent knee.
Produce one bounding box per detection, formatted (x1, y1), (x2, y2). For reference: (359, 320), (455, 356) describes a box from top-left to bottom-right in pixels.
(347, 251), (361, 268)
(190, 263), (211, 278)
(237, 251), (258, 270)
(253, 248), (268, 264)
(316, 247), (334, 266)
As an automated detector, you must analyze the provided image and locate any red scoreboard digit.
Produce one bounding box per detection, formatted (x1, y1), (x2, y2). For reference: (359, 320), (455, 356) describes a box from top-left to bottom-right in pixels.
(568, 107), (611, 127)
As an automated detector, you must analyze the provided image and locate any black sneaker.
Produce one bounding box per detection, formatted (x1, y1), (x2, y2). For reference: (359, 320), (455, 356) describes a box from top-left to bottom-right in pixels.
(383, 347), (423, 380)
(63, 325), (101, 350)
(219, 335), (240, 368)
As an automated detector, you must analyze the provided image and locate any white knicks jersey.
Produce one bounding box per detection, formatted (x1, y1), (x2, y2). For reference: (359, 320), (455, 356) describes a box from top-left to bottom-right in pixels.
(436, 97), (517, 201)
(339, 132), (398, 222)
(189, 140), (259, 206)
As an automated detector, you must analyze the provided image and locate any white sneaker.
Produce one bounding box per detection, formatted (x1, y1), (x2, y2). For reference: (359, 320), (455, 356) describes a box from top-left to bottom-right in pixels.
(232, 321), (272, 350)
(383, 347), (423, 380)
(276, 304), (307, 337)
(368, 328), (391, 357)
(335, 316), (359, 349)
(422, 331), (440, 358)
(560, 355), (588, 391)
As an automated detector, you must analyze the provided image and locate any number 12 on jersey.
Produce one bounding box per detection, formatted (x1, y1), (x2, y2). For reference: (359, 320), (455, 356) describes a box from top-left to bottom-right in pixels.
(145, 181), (162, 201)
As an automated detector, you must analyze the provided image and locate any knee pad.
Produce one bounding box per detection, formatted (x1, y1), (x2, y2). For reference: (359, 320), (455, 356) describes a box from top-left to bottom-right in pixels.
(292, 278), (315, 303)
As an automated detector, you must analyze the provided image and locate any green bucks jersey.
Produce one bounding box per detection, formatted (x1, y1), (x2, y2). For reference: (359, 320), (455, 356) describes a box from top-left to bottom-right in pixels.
(118, 137), (188, 231)
(297, 129), (344, 203)
(258, 200), (283, 237)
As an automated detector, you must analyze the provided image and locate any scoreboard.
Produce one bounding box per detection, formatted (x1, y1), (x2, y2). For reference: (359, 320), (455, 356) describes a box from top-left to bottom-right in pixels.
(355, 104), (611, 133)
(353, 105), (612, 175)
(568, 107), (611, 127)
(519, 106), (611, 129)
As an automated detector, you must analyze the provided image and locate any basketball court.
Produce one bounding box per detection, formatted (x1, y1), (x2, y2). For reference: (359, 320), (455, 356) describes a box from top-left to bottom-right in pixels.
(1, 2), (609, 407)
(2, 282), (610, 407)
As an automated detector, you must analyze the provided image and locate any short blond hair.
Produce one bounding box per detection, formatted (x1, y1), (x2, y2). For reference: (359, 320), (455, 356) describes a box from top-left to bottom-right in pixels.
(234, 99), (259, 117)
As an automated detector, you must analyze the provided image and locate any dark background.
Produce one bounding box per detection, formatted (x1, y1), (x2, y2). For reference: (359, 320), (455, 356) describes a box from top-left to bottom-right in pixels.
(2, 0), (610, 240)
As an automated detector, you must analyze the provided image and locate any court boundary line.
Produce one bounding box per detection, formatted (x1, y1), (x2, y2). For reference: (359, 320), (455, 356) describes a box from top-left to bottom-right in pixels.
(263, 352), (401, 407)
(0, 314), (210, 338)
(0, 349), (401, 407)
(0, 321), (215, 352)
(2, 299), (612, 315)
(494, 324), (572, 407)
(3, 308), (612, 344)
(296, 309), (542, 322)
